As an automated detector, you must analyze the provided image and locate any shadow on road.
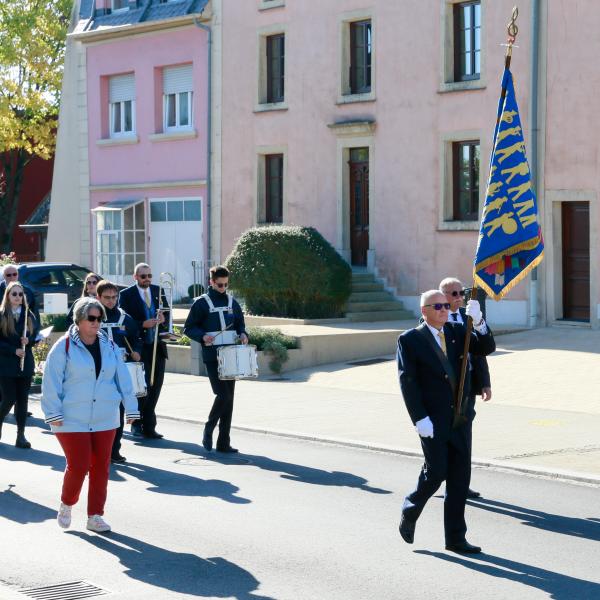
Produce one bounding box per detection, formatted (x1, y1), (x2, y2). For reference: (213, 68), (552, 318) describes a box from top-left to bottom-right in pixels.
(0, 485), (56, 524)
(415, 550), (600, 600)
(110, 461), (251, 504)
(468, 497), (600, 542)
(204, 452), (393, 495)
(68, 531), (275, 599)
(0, 444), (64, 472)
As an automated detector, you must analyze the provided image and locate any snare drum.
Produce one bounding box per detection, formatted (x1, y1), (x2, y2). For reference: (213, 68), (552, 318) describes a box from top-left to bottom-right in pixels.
(125, 362), (147, 397)
(217, 345), (259, 380)
(207, 330), (239, 346)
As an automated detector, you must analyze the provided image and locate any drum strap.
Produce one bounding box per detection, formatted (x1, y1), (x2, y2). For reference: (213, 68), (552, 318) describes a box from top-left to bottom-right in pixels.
(100, 309), (127, 342)
(201, 293), (233, 332)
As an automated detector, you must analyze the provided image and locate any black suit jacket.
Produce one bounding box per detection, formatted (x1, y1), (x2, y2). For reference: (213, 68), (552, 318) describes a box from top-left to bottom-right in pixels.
(458, 306), (491, 395)
(397, 322), (495, 435)
(118, 284), (170, 358)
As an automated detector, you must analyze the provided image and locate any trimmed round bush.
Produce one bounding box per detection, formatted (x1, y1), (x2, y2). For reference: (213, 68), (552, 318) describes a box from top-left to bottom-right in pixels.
(225, 226), (351, 319)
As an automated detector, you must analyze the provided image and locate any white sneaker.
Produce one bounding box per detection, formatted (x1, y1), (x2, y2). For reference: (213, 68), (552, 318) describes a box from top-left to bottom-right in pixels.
(86, 514), (111, 533)
(57, 502), (72, 529)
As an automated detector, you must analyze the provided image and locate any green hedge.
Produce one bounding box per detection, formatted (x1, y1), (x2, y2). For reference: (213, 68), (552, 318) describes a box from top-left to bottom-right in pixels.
(41, 314), (69, 332)
(225, 226), (351, 318)
(246, 326), (298, 350)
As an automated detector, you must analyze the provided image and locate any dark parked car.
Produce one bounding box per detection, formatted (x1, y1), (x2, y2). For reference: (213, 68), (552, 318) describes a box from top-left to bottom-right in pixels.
(7, 263), (121, 312)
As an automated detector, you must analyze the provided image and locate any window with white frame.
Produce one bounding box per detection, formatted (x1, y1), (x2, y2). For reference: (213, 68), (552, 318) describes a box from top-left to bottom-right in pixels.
(163, 65), (193, 131)
(111, 0), (129, 12)
(95, 202), (146, 278)
(109, 74), (135, 137)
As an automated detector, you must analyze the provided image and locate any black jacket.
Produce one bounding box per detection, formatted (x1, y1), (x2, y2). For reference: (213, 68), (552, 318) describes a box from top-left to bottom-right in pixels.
(0, 310), (40, 378)
(119, 284), (170, 358)
(458, 306), (491, 396)
(397, 322), (495, 436)
(183, 287), (246, 362)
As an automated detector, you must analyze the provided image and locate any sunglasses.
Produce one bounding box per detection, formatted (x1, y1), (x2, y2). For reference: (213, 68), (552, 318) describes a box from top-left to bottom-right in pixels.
(139, 274), (152, 279)
(5, 272), (18, 278)
(87, 280), (99, 286)
(424, 302), (451, 311)
(86, 315), (103, 323)
(10, 292), (24, 297)
(214, 282), (228, 289)
(449, 290), (466, 297)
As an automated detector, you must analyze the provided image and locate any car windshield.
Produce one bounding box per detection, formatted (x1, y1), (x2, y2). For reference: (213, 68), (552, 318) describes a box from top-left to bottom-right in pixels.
(63, 268), (91, 286)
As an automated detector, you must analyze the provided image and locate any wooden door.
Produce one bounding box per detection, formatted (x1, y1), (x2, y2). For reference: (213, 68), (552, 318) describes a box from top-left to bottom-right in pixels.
(349, 148), (369, 266)
(562, 202), (590, 321)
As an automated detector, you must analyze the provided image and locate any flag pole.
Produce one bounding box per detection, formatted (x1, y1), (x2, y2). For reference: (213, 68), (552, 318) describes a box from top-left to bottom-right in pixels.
(453, 7), (520, 428)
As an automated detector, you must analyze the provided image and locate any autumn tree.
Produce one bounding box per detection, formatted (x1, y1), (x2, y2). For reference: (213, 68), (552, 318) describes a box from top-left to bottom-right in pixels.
(0, 0), (72, 253)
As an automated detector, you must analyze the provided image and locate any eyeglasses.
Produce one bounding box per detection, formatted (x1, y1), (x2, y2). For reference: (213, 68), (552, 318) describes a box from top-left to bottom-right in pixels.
(449, 290), (466, 297)
(101, 295), (118, 301)
(423, 302), (451, 311)
(86, 315), (103, 323)
(4, 272), (18, 278)
(10, 292), (24, 297)
(139, 274), (152, 279)
(87, 280), (99, 286)
(214, 282), (228, 289)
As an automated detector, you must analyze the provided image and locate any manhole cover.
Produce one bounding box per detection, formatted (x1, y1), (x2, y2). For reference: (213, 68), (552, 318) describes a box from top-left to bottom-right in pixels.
(19, 581), (110, 599)
(175, 456), (251, 466)
(347, 357), (393, 366)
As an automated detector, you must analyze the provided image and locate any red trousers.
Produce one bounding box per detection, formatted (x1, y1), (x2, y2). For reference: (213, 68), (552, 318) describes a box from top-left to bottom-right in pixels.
(55, 429), (116, 516)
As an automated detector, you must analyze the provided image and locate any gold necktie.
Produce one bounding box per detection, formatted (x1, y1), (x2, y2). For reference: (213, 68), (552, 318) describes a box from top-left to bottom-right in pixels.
(438, 330), (447, 356)
(144, 289), (151, 308)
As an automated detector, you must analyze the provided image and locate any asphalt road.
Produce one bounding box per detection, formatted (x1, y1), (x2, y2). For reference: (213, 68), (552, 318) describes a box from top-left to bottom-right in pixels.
(1, 415), (599, 600)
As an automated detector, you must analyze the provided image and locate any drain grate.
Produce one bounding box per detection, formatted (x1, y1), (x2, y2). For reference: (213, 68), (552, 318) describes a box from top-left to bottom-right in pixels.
(347, 357), (393, 366)
(19, 581), (110, 599)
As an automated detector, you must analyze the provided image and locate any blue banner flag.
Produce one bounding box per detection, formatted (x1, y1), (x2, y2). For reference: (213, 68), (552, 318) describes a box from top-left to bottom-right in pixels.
(473, 68), (544, 300)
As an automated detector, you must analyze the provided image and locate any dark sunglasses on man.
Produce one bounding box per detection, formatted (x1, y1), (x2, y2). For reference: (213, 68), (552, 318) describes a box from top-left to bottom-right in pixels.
(450, 289), (466, 297)
(139, 274), (152, 279)
(214, 282), (228, 289)
(424, 302), (451, 311)
(4, 272), (18, 278)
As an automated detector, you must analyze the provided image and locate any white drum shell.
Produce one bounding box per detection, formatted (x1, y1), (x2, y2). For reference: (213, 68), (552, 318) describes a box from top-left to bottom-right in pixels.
(217, 345), (259, 380)
(125, 362), (147, 397)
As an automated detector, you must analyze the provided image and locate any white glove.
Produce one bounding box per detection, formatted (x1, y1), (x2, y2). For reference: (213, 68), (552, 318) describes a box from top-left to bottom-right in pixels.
(465, 299), (483, 325)
(415, 416), (434, 438)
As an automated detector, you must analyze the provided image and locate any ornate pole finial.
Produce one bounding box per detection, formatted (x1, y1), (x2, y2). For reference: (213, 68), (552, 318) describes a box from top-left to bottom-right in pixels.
(505, 6), (519, 68)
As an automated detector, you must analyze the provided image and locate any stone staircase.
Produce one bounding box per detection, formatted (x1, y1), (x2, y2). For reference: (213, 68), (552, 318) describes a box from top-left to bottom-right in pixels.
(345, 271), (414, 322)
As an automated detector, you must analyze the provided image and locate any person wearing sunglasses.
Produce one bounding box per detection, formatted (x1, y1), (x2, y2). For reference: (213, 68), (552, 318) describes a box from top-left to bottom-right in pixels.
(66, 272), (101, 327)
(184, 265), (248, 453)
(440, 277), (492, 501)
(397, 289), (495, 554)
(96, 279), (143, 464)
(0, 264), (38, 317)
(118, 263), (170, 439)
(41, 297), (140, 532)
(0, 281), (39, 449)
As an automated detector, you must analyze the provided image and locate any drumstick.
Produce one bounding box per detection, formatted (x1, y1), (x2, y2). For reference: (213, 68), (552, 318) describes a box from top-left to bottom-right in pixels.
(123, 336), (135, 357)
(209, 322), (234, 344)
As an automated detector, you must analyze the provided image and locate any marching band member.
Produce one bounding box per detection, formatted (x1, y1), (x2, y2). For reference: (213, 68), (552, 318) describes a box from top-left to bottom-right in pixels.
(96, 279), (143, 463)
(118, 263), (170, 439)
(184, 265), (248, 453)
(66, 272), (100, 326)
(0, 281), (39, 449)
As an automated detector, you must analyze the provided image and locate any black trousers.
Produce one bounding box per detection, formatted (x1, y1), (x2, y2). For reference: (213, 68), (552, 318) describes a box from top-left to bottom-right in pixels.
(112, 403), (125, 456)
(136, 343), (166, 434)
(204, 361), (236, 449)
(0, 376), (31, 431)
(402, 421), (472, 544)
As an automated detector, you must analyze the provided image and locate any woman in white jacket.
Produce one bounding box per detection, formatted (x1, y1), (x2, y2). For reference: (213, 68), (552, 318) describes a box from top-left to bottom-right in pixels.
(42, 297), (140, 532)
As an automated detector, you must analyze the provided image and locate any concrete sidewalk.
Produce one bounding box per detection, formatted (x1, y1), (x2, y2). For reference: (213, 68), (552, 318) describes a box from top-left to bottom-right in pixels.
(153, 327), (600, 484)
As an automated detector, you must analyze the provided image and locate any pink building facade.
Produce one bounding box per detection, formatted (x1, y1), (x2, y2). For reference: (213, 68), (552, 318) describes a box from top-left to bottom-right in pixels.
(217, 0), (597, 328)
(48, 0), (211, 299)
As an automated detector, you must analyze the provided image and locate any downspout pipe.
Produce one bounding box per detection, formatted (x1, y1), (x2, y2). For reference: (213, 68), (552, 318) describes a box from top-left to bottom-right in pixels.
(529, 0), (540, 327)
(194, 16), (212, 267)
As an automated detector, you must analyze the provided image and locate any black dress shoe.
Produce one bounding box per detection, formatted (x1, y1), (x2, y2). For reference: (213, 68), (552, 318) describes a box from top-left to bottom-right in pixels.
(467, 488), (481, 499)
(15, 432), (31, 449)
(202, 433), (213, 451)
(445, 540), (482, 554)
(111, 453), (127, 464)
(131, 423), (143, 437)
(143, 431), (164, 439)
(399, 514), (416, 544)
(216, 446), (238, 454)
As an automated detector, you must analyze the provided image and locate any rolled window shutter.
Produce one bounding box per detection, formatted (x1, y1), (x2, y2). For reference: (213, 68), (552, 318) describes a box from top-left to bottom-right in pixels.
(163, 64), (193, 94)
(109, 74), (135, 103)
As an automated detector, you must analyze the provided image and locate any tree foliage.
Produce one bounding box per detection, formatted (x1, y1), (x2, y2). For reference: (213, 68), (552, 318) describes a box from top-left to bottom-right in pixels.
(0, 0), (73, 251)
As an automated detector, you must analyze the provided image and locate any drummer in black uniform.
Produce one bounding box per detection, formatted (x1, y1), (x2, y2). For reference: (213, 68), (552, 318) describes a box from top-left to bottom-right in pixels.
(183, 265), (248, 453)
(96, 279), (143, 464)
